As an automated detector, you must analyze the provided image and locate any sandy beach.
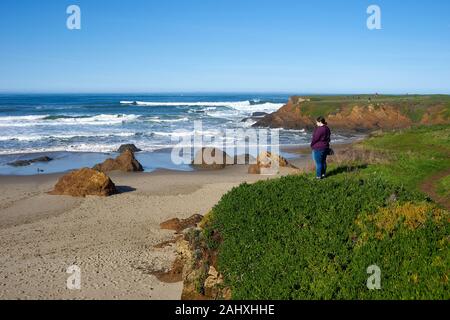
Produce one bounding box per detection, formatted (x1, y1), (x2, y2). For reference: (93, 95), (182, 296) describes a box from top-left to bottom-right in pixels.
(0, 157), (307, 300)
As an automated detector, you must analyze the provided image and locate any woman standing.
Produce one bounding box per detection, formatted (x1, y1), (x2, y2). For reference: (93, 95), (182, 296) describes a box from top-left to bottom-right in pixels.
(310, 116), (331, 179)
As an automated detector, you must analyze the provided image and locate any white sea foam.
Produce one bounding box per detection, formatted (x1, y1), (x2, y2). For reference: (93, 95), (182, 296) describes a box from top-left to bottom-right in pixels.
(0, 132), (139, 142)
(284, 129), (307, 133)
(121, 100), (252, 108)
(120, 100), (284, 112)
(0, 141), (176, 155)
(0, 115), (49, 122)
(0, 114), (140, 127)
(153, 129), (223, 138)
(0, 99), (292, 156)
(0, 135), (43, 142)
(230, 102), (284, 112)
(205, 110), (240, 119)
(0, 144), (119, 155)
(145, 117), (190, 123)
(152, 131), (192, 137)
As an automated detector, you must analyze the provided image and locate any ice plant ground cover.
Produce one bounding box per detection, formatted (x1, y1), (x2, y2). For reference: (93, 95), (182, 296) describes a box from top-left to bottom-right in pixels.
(203, 125), (450, 300)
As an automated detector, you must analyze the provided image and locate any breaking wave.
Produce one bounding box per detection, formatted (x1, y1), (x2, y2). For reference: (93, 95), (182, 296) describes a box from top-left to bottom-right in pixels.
(0, 114), (140, 127)
(120, 100), (283, 112)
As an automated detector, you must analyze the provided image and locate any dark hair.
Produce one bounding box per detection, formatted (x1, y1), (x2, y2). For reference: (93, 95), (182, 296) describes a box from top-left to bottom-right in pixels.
(316, 116), (327, 125)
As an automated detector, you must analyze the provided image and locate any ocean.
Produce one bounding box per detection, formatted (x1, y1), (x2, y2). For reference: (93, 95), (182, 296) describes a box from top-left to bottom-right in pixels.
(0, 94), (352, 175)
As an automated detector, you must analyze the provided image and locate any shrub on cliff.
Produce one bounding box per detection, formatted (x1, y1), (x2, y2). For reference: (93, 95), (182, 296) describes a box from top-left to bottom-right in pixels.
(204, 175), (449, 300)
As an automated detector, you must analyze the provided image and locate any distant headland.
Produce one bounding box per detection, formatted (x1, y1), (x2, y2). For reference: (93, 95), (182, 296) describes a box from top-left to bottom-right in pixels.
(253, 95), (450, 132)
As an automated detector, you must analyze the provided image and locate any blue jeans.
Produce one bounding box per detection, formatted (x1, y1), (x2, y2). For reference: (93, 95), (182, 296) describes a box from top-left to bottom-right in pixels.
(312, 149), (328, 178)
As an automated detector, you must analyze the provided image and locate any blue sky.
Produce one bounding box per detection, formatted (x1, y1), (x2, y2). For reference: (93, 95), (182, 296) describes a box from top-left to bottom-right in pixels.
(0, 0), (449, 93)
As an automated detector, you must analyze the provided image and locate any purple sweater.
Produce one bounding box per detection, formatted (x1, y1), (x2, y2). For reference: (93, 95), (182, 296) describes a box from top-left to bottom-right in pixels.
(311, 125), (331, 151)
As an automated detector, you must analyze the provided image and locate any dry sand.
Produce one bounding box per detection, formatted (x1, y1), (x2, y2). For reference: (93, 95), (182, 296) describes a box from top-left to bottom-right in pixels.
(0, 158), (308, 300)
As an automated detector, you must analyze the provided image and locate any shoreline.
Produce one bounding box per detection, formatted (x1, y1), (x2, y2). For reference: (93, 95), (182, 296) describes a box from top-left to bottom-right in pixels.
(0, 154), (309, 300)
(0, 136), (364, 177)
(0, 145), (305, 177)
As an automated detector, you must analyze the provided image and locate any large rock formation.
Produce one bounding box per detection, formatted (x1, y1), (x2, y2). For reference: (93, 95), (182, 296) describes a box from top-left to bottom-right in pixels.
(93, 150), (144, 173)
(253, 97), (314, 130)
(253, 95), (450, 132)
(191, 148), (234, 170)
(248, 151), (295, 174)
(49, 168), (117, 197)
(257, 151), (291, 168)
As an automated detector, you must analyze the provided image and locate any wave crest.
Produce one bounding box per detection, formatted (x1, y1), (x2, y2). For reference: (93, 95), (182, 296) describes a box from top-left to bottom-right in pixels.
(120, 100), (283, 111)
(0, 114), (140, 127)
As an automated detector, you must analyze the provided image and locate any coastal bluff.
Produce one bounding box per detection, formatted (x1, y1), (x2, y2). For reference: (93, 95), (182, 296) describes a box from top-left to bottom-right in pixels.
(253, 95), (450, 132)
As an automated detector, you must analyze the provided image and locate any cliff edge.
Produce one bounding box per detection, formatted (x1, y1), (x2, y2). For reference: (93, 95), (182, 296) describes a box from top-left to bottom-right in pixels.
(253, 95), (450, 132)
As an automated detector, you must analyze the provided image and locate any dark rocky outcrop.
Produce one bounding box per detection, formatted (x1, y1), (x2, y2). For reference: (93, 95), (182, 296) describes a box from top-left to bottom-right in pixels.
(8, 156), (53, 167)
(49, 168), (117, 197)
(160, 214), (204, 233)
(241, 112), (269, 123)
(93, 150), (144, 173)
(192, 149), (257, 168)
(252, 112), (269, 117)
(117, 144), (142, 154)
(191, 148), (233, 170)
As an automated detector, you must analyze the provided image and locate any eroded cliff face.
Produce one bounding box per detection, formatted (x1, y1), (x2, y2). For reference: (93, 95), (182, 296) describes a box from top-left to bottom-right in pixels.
(327, 105), (413, 132)
(253, 96), (450, 132)
(253, 97), (314, 130)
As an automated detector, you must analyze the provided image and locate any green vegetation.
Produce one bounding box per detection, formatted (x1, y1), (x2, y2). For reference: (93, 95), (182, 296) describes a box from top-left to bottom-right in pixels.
(292, 95), (450, 122)
(360, 125), (450, 191)
(204, 176), (448, 299)
(203, 125), (450, 300)
(437, 175), (450, 198)
(300, 94), (450, 107)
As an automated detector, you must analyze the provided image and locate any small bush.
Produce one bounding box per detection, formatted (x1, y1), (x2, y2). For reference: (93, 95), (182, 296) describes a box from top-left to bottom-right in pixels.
(204, 175), (449, 300)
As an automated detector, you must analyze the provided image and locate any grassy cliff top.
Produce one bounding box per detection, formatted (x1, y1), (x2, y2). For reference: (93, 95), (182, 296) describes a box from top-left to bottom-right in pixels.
(289, 94), (450, 120)
(292, 94), (450, 104)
